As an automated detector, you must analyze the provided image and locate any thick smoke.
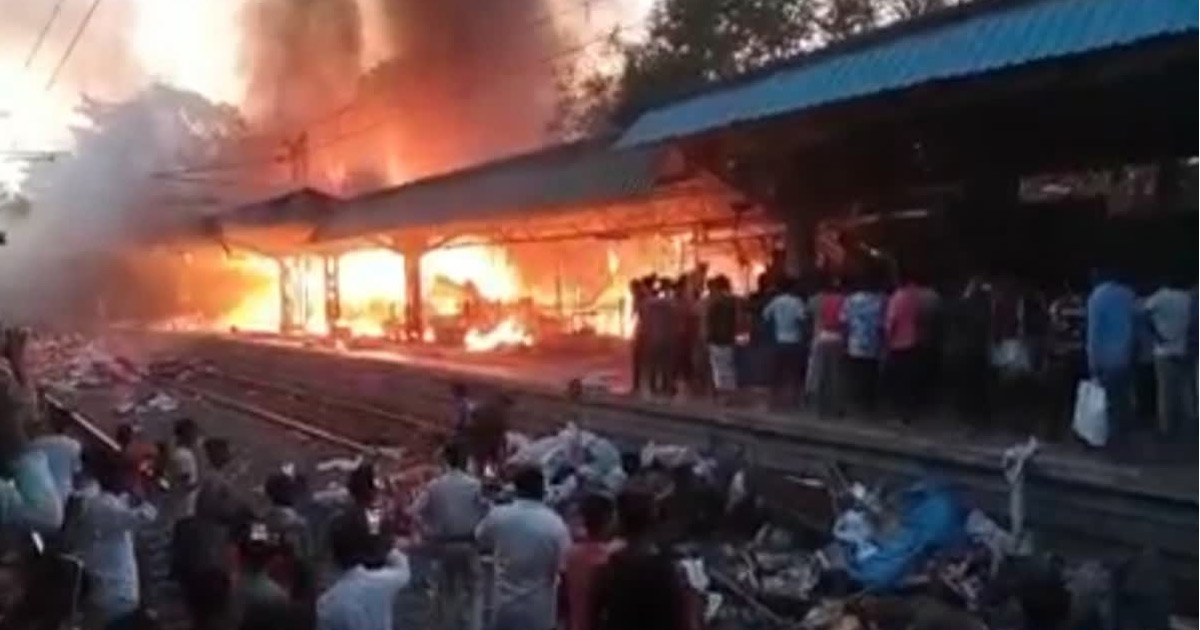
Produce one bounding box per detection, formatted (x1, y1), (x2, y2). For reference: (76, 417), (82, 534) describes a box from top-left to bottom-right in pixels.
(0, 86), (246, 324)
(238, 0), (567, 188)
(0, 0), (579, 325)
(239, 0), (365, 128)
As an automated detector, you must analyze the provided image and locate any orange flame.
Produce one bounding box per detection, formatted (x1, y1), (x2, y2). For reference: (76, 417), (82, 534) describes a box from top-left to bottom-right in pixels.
(464, 316), (533, 352)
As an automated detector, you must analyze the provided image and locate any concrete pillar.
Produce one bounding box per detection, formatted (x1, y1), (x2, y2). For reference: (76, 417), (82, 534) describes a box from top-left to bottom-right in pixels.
(278, 258), (298, 335)
(323, 255), (341, 334)
(403, 247), (423, 340)
(776, 175), (818, 279)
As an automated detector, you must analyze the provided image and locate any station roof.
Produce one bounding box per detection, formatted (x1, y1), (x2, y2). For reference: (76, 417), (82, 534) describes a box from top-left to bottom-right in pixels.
(616, 0), (1198, 148)
(218, 187), (339, 226)
(210, 187), (341, 253)
(313, 141), (678, 244)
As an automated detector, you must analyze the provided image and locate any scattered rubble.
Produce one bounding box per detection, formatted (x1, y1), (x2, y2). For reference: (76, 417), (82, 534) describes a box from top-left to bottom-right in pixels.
(506, 423), (627, 505)
(497, 423), (1188, 629)
(30, 333), (1190, 629)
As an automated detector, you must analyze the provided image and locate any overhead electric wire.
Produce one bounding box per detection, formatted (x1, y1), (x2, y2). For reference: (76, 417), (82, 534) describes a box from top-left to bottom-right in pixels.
(44, 0), (103, 91)
(23, 0), (69, 69)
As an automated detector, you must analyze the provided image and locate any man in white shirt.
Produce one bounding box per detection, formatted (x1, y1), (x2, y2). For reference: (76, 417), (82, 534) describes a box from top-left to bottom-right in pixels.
(76, 448), (158, 626)
(475, 467), (571, 630)
(1143, 278), (1198, 437)
(762, 278), (809, 408)
(167, 418), (201, 524)
(317, 513), (411, 630)
(30, 404), (82, 511)
(413, 442), (489, 630)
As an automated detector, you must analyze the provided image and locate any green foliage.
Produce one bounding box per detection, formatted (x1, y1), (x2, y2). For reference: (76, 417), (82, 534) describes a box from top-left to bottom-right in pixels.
(552, 0), (959, 138)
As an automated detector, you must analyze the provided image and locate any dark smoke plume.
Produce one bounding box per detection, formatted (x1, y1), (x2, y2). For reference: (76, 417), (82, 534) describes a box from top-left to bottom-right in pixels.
(238, 0), (566, 189)
(240, 0), (365, 127)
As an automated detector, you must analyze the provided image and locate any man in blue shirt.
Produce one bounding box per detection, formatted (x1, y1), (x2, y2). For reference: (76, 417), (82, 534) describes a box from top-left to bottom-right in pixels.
(1086, 269), (1137, 439)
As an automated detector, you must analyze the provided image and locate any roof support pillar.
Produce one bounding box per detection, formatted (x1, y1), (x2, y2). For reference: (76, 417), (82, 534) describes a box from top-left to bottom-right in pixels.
(402, 245), (424, 341)
(279, 257), (300, 335)
(323, 255), (341, 336)
(776, 169), (818, 278)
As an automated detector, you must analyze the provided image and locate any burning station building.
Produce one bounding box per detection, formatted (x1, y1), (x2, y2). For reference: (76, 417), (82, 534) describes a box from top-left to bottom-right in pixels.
(195, 140), (773, 352)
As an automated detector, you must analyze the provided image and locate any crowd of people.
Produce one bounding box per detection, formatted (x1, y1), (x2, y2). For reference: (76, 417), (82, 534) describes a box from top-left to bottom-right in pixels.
(0, 328), (699, 630)
(630, 263), (1198, 445)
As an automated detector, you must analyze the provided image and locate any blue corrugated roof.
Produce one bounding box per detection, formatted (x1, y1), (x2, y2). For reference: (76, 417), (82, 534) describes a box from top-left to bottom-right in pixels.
(617, 0), (1197, 147)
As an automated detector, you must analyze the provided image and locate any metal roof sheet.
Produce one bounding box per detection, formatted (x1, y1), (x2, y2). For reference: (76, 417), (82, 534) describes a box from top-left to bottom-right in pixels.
(314, 142), (665, 243)
(222, 187), (340, 227)
(617, 0), (1197, 147)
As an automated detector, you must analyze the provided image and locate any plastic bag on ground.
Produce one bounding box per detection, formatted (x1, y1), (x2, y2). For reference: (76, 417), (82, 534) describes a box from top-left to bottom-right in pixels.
(507, 430), (574, 474)
(509, 424), (626, 503)
(1072, 379), (1108, 447)
(833, 509), (879, 562)
(845, 481), (966, 591)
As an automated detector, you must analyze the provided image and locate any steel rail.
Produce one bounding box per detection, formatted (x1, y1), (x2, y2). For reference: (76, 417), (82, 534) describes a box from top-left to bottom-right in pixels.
(173, 339), (1197, 586)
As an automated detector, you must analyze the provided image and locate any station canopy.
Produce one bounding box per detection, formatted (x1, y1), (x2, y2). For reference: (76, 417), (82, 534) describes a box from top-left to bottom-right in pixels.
(206, 187), (340, 254)
(617, 0), (1197, 150)
(210, 141), (760, 256)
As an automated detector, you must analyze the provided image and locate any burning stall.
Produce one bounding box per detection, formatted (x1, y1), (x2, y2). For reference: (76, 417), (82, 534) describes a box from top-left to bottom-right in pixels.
(202, 141), (775, 352)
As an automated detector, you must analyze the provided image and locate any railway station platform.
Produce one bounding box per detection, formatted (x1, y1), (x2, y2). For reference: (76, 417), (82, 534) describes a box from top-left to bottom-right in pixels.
(190, 333), (1196, 494)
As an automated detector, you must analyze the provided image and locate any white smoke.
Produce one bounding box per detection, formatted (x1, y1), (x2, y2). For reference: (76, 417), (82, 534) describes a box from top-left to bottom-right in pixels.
(0, 85), (243, 322)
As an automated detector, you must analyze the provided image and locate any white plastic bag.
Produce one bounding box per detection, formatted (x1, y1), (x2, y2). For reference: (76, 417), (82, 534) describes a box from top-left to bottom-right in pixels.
(1072, 379), (1108, 447)
(832, 509), (878, 561)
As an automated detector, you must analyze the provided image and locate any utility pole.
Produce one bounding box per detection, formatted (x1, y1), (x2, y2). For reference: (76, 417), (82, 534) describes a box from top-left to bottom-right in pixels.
(281, 133), (309, 186)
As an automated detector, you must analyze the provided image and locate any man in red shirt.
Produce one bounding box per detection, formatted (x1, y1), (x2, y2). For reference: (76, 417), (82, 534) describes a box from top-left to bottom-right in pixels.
(885, 271), (922, 424)
(114, 423), (157, 495)
(561, 494), (620, 630)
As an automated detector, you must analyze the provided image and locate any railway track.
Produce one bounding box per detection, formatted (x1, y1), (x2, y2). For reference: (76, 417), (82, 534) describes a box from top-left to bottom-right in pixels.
(49, 376), (440, 630)
(176, 368), (448, 454)
(150, 336), (1196, 592)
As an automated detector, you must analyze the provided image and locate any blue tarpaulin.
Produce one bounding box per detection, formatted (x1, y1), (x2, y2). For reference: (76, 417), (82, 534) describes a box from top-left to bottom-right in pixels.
(846, 480), (968, 591)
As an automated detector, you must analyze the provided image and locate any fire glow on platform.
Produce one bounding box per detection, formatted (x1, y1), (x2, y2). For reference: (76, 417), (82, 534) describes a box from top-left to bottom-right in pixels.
(213, 244), (539, 349)
(206, 234), (715, 350)
(171, 223), (766, 352)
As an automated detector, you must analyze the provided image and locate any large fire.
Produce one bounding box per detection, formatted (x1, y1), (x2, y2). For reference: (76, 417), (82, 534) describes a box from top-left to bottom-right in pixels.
(193, 227), (760, 352)
(210, 243), (535, 350)
(464, 317), (533, 352)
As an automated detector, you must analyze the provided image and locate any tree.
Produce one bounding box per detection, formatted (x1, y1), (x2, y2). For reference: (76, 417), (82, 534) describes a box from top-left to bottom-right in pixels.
(553, 0), (960, 138)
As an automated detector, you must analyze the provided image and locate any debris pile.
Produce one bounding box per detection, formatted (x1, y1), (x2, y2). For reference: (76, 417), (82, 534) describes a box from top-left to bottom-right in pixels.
(506, 423), (627, 505)
(494, 422), (1179, 630)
